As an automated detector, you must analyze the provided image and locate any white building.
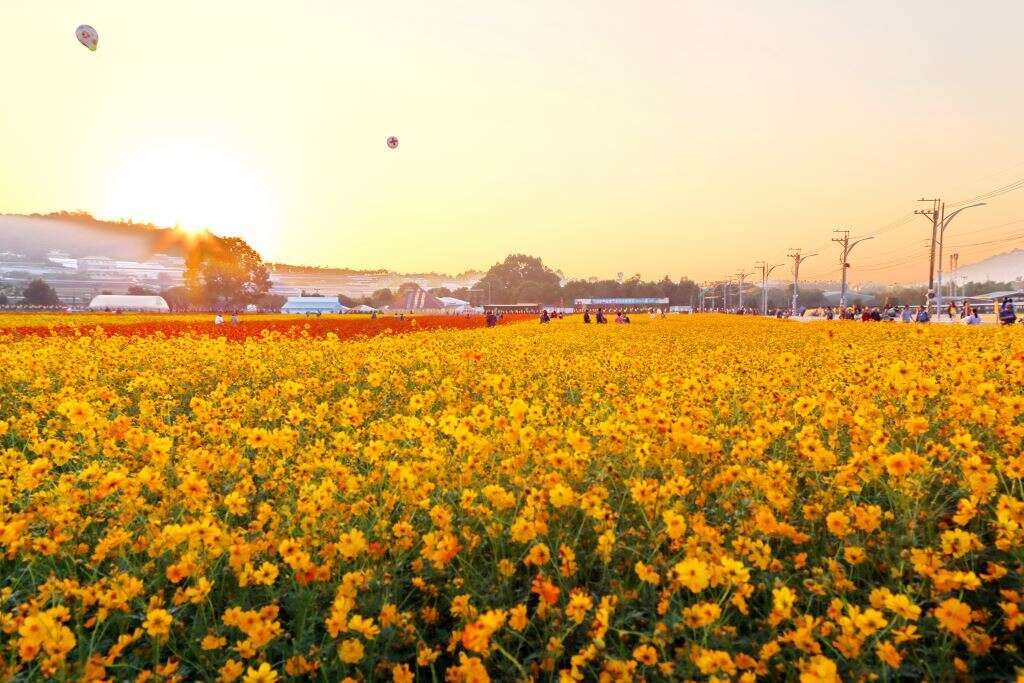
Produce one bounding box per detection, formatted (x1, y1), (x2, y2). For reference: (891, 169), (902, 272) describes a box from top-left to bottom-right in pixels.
(88, 295), (170, 312)
(280, 296), (346, 315)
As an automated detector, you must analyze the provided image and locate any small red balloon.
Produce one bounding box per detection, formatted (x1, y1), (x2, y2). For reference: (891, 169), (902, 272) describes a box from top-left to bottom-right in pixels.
(386, 136), (399, 149)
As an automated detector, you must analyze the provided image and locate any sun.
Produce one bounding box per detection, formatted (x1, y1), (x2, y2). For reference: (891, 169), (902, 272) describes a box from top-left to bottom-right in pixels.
(101, 142), (276, 254)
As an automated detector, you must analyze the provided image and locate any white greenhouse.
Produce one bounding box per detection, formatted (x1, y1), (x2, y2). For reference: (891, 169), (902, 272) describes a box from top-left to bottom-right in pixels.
(88, 295), (170, 312)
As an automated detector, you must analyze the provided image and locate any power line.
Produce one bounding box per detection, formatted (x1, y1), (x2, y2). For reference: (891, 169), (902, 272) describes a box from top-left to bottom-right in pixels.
(940, 216), (1024, 239)
(947, 177), (1024, 209)
(944, 231), (1024, 250)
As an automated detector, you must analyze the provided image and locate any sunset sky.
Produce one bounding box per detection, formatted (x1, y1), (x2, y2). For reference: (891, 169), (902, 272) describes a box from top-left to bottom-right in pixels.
(2, 1), (1024, 283)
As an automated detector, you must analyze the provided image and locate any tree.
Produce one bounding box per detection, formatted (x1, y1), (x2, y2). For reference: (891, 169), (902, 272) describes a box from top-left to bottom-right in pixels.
(22, 279), (60, 306)
(479, 255), (561, 305)
(160, 286), (190, 312)
(184, 236), (271, 309)
(257, 293), (287, 311)
(369, 288), (394, 309)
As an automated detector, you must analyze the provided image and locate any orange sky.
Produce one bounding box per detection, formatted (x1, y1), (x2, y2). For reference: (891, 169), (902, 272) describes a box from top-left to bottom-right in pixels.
(2, 1), (1023, 283)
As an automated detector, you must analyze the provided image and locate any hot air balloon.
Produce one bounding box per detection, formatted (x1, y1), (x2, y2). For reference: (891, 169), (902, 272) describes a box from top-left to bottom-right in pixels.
(76, 25), (99, 51)
(386, 136), (399, 149)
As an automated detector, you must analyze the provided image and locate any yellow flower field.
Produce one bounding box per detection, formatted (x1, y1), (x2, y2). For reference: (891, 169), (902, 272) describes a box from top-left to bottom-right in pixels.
(1, 315), (1023, 681)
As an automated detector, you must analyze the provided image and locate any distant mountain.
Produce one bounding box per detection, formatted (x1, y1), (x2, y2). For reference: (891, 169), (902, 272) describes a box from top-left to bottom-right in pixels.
(0, 212), (191, 260)
(954, 248), (1024, 283)
(0, 212), (481, 281)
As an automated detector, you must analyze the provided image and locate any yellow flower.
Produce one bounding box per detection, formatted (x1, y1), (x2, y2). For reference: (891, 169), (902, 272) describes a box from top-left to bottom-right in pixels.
(549, 483), (575, 508)
(242, 662), (278, 683)
(672, 558), (710, 593)
(843, 546), (866, 565)
(142, 608), (173, 638)
(662, 509), (687, 540)
(934, 598), (973, 636)
(509, 604), (528, 631)
(338, 638), (365, 663)
(565, 590), (593, 624)
(799, 655), (839, 682)
(825, 511), (851, 538)
(218, 660), (245, 683)
(348, 614), (380, 640)
(875, 640), (902, 668)
(525, 543), (551, 567)
(632, 644), (658, 665)
(201, 634), (227, 650)
(392, 664), (414, 683)
(635, 561), (661, 585)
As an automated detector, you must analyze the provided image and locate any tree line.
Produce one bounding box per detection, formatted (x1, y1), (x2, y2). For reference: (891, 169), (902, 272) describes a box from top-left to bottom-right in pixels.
(3, 243), (1020, 312)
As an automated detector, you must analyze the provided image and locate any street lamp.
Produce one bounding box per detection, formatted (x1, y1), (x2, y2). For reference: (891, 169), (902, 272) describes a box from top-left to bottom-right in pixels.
(936, 202), (985, 314)
(760, 263), (784, 316)
(838, 236), (874, 309)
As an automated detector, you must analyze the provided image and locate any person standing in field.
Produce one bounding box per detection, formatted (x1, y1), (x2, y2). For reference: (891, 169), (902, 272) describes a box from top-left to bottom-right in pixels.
(583, 309), (591, 323)
(214, 313), (224, 325)
(999, 297), (1017, 325)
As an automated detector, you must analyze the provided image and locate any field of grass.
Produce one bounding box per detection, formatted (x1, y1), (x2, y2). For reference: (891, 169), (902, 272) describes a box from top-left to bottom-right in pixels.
(1, 315), (1023, 681)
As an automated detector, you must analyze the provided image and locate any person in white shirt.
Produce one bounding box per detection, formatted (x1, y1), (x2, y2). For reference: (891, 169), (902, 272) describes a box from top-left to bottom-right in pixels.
(214, 313), (224, 325)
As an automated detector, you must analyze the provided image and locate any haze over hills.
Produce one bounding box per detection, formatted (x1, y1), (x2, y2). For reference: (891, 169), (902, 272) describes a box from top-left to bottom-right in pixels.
(0, 213), (190, 261)
(3, 212), (1022, 289)
(0, 213), (482, 281)
(0, 213), (486, 301)
(949, 248), (1024, 284)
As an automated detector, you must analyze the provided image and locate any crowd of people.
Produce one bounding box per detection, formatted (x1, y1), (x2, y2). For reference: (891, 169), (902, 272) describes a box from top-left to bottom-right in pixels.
(703, 297), (1021, 326)
(761, 298), (1019, 325)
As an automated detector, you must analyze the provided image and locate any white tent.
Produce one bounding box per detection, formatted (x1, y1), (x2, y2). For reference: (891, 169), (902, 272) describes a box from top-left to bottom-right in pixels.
(88, 295), (169, 312)
(280, 296), (346, 314)
(351, 304), (378, 313)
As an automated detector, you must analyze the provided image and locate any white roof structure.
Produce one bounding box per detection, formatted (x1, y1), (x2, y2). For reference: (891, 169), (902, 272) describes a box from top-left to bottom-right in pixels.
(88, 295), (169, 312)
(280, 296), (346, 314)
(964, 289), (1024, 301)
(438, 296), (471, 308)
(352, 304), (378, 312)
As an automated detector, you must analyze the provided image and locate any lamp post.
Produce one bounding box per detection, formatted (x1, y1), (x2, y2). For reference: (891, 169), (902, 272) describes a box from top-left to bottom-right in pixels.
(755, 261), (783, 315)
(787, 250), (818, 315)
(832, 231), (874, 309)
(936, 202), (985, 315)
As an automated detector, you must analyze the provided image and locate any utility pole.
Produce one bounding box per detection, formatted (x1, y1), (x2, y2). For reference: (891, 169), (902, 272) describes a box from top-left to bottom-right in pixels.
(935, 202), (985, 316)
(915, 198), (941, 313)
(949, 253), (958, 300)
(787, 249), (817, 315)
(831, 229), (874, 309)
(734, 270), (751, 310)
(755, 261), (783, 315)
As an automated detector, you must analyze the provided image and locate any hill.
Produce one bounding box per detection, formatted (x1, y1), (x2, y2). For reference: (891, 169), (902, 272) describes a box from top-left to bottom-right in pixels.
(954, 248), (1024, 283)
(0, 212), (192, 260)
(0, 213), (480, 281)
